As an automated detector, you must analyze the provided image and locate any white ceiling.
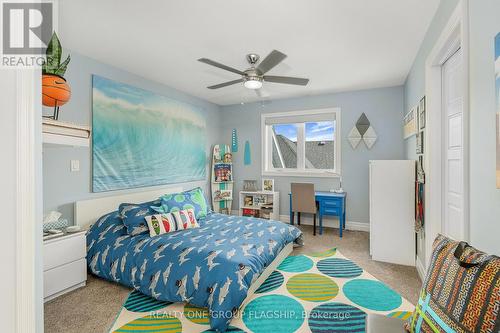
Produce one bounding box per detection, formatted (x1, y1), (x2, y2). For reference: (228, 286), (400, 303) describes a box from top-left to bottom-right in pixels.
(59, 0), (439, 106)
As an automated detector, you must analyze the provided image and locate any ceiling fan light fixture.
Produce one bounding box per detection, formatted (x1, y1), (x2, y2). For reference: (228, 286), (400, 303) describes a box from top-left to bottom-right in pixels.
(244, 77), (263, 90)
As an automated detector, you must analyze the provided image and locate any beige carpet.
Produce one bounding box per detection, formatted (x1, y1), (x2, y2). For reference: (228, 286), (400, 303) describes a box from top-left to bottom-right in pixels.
(44, 226), (421, 333)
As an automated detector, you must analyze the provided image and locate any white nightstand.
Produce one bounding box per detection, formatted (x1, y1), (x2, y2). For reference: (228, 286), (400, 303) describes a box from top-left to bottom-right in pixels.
(43, 231), (87, 302)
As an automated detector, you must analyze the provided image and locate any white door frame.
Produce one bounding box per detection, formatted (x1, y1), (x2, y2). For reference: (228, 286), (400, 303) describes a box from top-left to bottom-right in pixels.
(16, 68), (43, 333)
(424, 0), (470, 267)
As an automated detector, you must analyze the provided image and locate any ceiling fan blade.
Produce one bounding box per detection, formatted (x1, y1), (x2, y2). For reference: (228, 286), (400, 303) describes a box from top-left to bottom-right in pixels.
(263, 75), (309, 86)
(256, 50), (287, 74)
(255, 88), (270, 98)
(198, 58), (245, 76)
(207, 79), (243, 89)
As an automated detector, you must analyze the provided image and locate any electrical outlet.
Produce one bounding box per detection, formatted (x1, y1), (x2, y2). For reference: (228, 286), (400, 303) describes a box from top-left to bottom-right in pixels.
(70, 160), (80, 172)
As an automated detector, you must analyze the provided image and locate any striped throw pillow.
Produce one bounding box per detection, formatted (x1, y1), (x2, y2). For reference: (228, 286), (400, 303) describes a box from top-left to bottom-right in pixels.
(145, 209), (199, 237)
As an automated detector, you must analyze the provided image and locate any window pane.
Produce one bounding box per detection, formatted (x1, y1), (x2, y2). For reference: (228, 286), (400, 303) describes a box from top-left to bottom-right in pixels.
(271, 124), (297, 168)
(305, 121), (335, 169)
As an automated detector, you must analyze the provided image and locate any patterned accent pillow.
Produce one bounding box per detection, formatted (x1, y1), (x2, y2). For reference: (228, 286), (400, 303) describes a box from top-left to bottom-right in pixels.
(152, 187), (209, 219)
(119, 199), (161, 236)
(145, 209), (199, 237)
(406, 234), (500, 333)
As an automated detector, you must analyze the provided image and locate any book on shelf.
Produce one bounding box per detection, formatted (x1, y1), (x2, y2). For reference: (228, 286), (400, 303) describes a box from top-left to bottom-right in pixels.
(213, 163), (232, 182)
(42, 118), (91, 138)
(242, 208), (259, 218)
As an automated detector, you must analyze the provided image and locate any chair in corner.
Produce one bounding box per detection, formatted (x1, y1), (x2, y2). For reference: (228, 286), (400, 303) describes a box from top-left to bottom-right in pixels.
(291, 183), (317, 235)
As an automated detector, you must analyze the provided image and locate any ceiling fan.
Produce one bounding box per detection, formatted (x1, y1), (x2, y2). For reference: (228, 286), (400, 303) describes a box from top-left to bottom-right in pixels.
(198, 50), (309, 97)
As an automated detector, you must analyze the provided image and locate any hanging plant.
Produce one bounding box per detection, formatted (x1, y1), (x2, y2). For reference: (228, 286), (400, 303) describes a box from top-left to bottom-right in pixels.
(42, 32), (71, 120)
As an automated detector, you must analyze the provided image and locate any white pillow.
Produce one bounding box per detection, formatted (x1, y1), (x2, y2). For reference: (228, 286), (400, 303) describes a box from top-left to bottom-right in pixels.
(144, 208), (199, 237)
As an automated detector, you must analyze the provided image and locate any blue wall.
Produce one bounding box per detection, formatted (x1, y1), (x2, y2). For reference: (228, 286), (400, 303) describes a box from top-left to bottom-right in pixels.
(43, 51), (221, 224)
(468, 0), (500, 255)
(220, 86), (405, 225)
(402, 0), (459, 263)
(404, 0), (459, 161)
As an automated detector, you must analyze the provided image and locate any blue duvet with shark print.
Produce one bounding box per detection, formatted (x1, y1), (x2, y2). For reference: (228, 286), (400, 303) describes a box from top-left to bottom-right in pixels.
(86, 212), (302, 332)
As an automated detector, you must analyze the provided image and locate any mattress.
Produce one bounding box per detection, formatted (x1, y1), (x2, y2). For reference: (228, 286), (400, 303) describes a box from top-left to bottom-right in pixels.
(86, 212), (302, 332)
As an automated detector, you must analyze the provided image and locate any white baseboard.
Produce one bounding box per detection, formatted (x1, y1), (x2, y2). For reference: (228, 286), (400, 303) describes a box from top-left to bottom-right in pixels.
(279, 214), (369, 232)
(231, 210), (369, 232)
(416, 255), (426, 281)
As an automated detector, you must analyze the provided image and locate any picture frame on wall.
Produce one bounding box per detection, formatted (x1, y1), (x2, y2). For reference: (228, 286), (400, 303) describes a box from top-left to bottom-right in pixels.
(403, 107), (418, 139)
(262, 178), (274, 192)
(419, 97), (426, 130)
(417, 155), (425, 184)
(416, 131), (424, 154)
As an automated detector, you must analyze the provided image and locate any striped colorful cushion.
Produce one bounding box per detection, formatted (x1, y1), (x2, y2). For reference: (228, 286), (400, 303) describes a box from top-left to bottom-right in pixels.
(407, 234), (500, 333)
(145, 209), (199, 237)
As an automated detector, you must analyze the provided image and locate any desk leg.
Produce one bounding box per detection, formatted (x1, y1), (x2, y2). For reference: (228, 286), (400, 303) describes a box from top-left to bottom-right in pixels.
(343, 198), (346, 230)
(339, 205), (344, 238)
(319, 211), (323, 235)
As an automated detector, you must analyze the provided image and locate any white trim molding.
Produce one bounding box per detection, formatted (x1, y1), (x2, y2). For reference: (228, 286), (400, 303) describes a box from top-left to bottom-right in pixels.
(231, 210), (369, 232)
(424, 0), (470, 266)
(278, 214), (369, 232)
(416, 254), (427, 282)
(261, 108), (342, 178)
(16, 69), (43, 333)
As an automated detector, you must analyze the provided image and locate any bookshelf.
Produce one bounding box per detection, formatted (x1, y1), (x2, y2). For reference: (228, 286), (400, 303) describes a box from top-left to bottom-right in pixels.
(239, 190), (280, 220)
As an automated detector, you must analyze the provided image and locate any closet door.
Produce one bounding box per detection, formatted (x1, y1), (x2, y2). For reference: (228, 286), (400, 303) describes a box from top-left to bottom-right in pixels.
(442, 48), (465, 241)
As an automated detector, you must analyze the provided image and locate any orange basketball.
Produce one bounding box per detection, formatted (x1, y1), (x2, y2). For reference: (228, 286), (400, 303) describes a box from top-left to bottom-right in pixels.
(42, 74), (71, 107)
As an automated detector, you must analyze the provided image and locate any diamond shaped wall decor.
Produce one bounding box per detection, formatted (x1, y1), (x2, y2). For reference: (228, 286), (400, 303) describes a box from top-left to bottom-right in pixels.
(349, 113), (378, 149)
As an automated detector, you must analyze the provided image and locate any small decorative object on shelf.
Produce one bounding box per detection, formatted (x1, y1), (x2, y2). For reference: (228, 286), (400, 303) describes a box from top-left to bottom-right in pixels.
(262, 178), (274, 192)
(213, 189), (232, 201)
(244, 195), (253, 207)
(243, 180), (258, 191)
(239, 190), (279, 220)
(214, 163), (232, 182)
(242, 208), (259, 218)
(42, 32), (71, 120)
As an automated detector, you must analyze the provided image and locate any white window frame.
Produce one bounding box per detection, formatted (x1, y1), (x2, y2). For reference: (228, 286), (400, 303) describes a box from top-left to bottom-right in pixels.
(261, 108), (341, 178)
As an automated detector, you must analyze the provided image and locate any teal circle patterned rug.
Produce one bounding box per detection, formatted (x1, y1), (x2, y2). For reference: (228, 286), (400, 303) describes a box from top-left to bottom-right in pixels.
(110, 247), (413, 332)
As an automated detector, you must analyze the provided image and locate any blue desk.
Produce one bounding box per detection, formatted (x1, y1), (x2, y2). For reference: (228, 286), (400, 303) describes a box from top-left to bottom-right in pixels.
(289, 191), (347, 237)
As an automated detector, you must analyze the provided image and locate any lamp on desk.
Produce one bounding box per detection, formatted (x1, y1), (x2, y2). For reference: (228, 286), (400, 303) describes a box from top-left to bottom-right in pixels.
(331, 176), (344, 193)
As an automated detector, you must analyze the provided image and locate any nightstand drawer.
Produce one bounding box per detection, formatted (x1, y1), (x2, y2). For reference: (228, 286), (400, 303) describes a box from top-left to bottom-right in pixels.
(44, 233), (86, 271)
(322, 207), (340, 216)
(44, 258), (87, 299)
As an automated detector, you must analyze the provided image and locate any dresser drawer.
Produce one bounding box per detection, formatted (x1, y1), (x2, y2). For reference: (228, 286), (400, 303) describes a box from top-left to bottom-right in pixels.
(44, 258), (87, 299)
(322, 199), (341, 208)
(322, 207), (340, 216)
(44, 233), (86, 271)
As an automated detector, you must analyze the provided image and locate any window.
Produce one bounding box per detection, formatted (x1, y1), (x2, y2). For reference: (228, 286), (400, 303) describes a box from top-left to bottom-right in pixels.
(262, 108), (341, 177)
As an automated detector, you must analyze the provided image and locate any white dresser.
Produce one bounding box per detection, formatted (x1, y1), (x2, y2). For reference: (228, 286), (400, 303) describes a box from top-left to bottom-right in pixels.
(43, 231), (87, 302)
(369, 160), (416, 266)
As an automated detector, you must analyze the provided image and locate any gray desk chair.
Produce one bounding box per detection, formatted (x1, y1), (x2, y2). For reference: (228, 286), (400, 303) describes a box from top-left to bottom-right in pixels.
(291, 183), (317, 235)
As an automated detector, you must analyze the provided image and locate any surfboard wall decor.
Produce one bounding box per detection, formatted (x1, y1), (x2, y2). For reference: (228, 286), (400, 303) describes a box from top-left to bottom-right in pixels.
(211, 144), (233, 214)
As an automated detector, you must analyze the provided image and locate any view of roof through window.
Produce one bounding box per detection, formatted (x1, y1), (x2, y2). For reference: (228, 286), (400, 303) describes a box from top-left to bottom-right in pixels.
(272, 121), (335, 170)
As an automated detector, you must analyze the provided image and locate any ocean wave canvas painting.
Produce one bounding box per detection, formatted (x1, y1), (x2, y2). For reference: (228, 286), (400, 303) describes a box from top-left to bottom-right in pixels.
(92, 75), (206, 192)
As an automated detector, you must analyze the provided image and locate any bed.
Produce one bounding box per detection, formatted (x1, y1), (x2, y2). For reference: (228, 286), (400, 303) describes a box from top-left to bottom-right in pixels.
(78, 188), (303, 332)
